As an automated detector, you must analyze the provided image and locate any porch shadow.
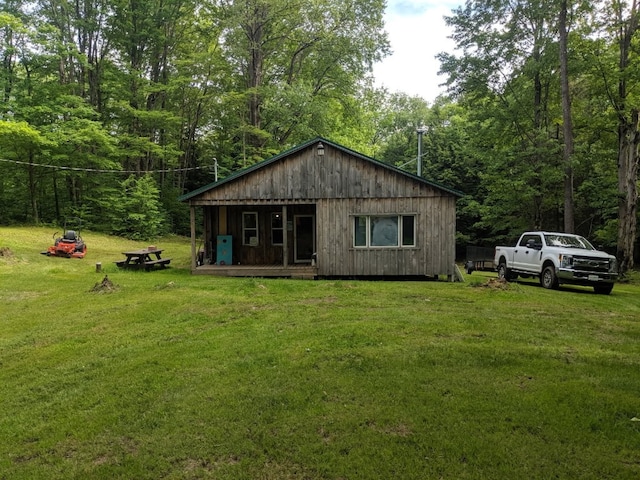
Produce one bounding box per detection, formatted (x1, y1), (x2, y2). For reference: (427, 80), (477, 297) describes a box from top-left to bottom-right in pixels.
(193, 263), (317, 279)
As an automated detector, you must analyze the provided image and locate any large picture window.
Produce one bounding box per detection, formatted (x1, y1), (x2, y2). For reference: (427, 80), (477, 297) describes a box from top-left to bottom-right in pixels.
(371, 216), (398, 246)
(353, 215), (416, 248)
(243, 212), (258, 246)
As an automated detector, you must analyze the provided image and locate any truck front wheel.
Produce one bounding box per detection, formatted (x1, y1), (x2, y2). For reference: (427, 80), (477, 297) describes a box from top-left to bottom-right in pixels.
(540, 265), (559, 289)
(497, 262), (514, 281)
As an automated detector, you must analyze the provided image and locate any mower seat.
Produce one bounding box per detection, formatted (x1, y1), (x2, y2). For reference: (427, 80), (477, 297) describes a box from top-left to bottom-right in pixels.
(63, 231), (77, 242)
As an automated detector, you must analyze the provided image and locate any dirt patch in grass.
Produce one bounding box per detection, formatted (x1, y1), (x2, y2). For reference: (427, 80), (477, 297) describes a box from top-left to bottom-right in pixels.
(90, 275), (119, 293)
(0, 246), (22, 265)
(472, 277), (511, 290)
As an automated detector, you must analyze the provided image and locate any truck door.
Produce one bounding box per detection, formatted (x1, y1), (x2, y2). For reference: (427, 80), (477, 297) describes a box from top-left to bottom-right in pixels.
(513, 234), (542, 272)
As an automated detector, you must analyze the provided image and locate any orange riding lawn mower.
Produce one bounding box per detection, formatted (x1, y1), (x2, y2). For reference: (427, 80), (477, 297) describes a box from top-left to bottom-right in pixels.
(41, 218), (87, 259)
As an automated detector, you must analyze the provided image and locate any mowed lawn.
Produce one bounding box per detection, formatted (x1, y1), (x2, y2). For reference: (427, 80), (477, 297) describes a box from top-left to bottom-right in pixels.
(1, 226), (639, 479)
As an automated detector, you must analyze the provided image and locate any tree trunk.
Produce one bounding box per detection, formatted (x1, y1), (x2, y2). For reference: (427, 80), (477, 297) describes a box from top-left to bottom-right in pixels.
(53, 170), (60, 222)
(532, 41), (544, 230)
(559, 0), (575, 233)
(615, 0), (640, 274)
(2, 27), (14, 103)
(243, 1), (267, 151)
(27, 155), (39, 224)
(617, 113), (639, 272)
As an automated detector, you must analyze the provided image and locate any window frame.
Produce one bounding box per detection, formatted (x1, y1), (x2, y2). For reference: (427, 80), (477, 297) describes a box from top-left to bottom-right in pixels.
(519, 234), (542, 248)
(271, 212), (284, 246)
(352, 214), (417, 249)
(401, 215), (416, 247)
(242, 212), (259, 246)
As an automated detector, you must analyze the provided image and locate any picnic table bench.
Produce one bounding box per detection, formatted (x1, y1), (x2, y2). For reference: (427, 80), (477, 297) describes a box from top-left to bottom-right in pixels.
(115, 248), (171, 271)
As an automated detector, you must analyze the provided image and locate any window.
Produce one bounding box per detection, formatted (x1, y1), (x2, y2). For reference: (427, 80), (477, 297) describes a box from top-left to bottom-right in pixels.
(519, 234), (541, 248)
(354, 216), (367, 247)
(353, 215), (416, 248)
(544, 234), (594, 250)
(271, 212), (284, 245)
(371, 216), (398, 246)
(401, 215), (415, 246)
(243, 212), (258, 246)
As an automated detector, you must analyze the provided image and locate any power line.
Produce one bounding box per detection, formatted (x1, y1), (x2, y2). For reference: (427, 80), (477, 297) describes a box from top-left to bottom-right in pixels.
(0, 157), (214, 174)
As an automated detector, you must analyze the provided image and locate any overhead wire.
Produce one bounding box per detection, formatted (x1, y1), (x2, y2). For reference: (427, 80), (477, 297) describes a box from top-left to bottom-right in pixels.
(0, 157), (214, 174)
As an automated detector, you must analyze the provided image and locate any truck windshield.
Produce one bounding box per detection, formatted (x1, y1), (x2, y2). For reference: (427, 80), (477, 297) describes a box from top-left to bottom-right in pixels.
(544, 234), (595, 250)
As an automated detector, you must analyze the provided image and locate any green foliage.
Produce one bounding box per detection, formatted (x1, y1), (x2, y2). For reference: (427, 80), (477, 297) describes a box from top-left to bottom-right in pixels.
(0, 120), (52, 153)
(212, 0), (389, 156)
(433, 0), (639, 254)
(1, 0), (638, 262)
(108, 175), (167, 240)
(159, 184), (192, 236)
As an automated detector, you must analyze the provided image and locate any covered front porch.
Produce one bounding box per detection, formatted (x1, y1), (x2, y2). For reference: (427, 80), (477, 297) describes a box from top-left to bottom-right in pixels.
(188, 202), (317, 276)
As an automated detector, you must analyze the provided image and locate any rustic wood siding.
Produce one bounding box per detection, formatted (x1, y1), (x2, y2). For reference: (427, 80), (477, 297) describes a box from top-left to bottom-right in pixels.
(191, 145), (440, 205)
(316, 196), (456, 277)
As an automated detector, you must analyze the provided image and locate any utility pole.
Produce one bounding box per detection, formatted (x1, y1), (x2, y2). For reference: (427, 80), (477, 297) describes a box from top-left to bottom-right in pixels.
(416, 125), (427, 177)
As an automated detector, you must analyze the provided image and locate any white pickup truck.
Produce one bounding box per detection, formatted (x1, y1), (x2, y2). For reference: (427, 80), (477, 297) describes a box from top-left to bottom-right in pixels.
(494, 231), (618, 294)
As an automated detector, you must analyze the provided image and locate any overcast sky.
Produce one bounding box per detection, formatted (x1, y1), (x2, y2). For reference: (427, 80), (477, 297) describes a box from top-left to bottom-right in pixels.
(372, 0), (461, 101)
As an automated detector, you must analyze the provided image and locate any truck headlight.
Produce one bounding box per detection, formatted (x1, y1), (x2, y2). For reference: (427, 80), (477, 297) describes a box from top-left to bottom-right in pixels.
(560, 254), (573, 268)
(609, 258), (618, 273)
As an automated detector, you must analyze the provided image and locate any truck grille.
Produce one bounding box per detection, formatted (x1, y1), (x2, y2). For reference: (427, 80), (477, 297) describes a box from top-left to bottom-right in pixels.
(572, 256), (611, 273)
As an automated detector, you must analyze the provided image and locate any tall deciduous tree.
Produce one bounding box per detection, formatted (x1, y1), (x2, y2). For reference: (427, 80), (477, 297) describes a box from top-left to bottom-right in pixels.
(612, 0), (640, 272)
(1, 9), (23, 106)
(0, 121), (55, 222)
(107, 0), (192, 173)
(559, 0), (575, 233)
(583, 0), (640, 271)
(439, 0), (564, 234)
(37, 0), (111, 108)
(216, 0), (389, 159)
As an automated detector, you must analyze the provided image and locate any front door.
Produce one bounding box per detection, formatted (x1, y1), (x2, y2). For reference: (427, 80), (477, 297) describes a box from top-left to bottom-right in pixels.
(294, 215), (315, 263)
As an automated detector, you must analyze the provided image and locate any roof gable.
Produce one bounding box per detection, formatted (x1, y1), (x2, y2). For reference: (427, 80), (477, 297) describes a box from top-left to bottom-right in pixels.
(179, 137), (463, 202)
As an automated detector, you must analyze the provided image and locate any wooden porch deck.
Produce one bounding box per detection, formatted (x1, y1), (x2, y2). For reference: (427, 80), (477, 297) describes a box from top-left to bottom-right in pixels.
(193, 264), (318, 279)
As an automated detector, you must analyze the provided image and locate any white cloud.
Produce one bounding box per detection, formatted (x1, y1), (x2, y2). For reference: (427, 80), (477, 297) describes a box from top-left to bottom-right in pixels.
(373, 1), (460, 101)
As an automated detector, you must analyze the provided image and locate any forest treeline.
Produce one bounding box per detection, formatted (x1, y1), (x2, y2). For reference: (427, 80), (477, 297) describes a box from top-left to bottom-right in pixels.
(1, 0), (639, 271)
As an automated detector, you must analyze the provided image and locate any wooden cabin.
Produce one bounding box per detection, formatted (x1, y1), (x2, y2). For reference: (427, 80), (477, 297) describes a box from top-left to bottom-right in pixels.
(179, 137), (462, 279)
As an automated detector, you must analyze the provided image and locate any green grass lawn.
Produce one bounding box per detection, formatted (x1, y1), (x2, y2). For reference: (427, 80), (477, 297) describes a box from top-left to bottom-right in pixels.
(1, 226), (639, 479)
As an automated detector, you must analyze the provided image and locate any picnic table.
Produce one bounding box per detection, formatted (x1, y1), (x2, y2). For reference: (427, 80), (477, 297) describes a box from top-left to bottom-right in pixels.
(115, 248), (171, 271)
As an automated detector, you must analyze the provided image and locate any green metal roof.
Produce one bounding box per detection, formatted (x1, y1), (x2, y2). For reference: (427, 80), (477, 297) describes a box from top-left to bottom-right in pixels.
(178, 136), (464, 202)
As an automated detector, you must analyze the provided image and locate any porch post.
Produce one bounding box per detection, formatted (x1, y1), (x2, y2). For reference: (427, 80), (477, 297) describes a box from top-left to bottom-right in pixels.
(282, 205), (288, 268)
(190, 204), (197, 271)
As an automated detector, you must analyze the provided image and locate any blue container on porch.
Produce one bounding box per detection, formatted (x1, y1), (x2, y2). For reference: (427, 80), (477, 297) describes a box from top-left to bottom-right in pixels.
(216, 235), (232, 265)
